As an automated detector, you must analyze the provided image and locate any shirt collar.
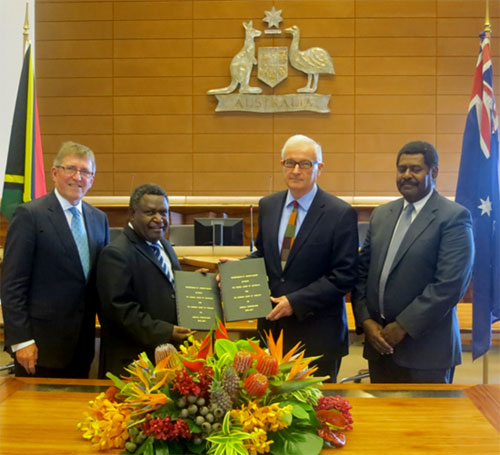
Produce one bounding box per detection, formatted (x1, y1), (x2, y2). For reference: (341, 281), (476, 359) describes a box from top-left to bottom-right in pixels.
(403, 188), (434, 215)
(55, 188), (83, 213)
(285, 184), (318, 210)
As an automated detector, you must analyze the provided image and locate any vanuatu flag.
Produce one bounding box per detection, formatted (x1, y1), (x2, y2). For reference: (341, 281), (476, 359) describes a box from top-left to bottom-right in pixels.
(1, 44), (46, 220)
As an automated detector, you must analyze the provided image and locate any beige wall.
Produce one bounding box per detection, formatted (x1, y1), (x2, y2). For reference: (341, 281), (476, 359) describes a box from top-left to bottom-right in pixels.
(35, 0), (500, 197)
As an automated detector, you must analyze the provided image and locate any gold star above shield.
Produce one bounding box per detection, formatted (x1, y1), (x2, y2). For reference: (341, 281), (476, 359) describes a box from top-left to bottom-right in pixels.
(264, 7), (283, 29)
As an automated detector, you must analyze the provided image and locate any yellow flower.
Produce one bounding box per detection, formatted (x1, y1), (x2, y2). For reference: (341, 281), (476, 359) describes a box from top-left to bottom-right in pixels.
(246, 428), (272, 455)
(78, 393), (131, 450)
(230, 401), (291, 434)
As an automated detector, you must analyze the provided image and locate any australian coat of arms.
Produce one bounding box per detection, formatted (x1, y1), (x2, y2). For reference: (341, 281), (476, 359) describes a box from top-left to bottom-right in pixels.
(207, 8), (334, 113)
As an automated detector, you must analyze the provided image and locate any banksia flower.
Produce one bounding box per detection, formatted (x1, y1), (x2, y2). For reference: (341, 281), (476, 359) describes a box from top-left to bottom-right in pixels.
(256, 354), (279, 377)
(155, 343), (182, 369)
(244, 373), (268, 397)
(234, 350), (253, 373)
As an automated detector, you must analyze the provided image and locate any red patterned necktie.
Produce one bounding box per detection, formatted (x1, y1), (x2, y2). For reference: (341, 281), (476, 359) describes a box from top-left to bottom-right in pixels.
(281, 200), (299, 269)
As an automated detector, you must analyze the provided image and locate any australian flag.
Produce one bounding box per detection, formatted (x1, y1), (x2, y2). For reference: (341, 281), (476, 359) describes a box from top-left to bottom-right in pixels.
(456, 31), (500, 360)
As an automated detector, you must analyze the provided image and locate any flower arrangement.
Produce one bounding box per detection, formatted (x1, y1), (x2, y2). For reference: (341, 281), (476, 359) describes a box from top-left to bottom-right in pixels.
(78, 321), (353, 454)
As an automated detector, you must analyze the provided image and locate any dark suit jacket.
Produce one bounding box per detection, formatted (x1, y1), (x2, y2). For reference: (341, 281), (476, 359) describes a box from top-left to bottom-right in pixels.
(352, 191), (474, 369)
(96, 225), (181, 377)
(1, 191), (109, 371)
(250, 187), (358, 370)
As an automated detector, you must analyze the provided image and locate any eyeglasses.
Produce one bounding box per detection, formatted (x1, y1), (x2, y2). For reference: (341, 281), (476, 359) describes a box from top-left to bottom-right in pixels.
(282, 159), (319, 169)
(56, 165), (94, 179)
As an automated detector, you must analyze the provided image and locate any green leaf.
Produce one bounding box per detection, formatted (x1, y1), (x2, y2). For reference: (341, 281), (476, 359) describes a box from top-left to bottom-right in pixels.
(142, 438), (154, 455)
(271, 377), (325, 394)
(214, 339), (238, 359)
(166, 441), (184, 455)
(186, 440), (207, 453)
(271, 429), (323, 455)
(135, 436), (155, 455)
(153, 440), (169, 455)
(106, 372), (126, 390)
(287, 401), (313, 421)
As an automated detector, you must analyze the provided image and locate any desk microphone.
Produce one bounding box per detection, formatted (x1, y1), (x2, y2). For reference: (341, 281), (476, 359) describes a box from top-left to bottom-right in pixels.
(249, 204), (255, 253)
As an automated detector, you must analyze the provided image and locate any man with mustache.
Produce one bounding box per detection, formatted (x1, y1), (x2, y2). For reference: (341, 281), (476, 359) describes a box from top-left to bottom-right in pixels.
(96, 183), (191, 376)
(352, 141), (474, 383)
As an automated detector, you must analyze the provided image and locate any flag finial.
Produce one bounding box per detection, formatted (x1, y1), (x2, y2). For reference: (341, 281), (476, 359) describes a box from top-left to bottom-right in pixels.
(485, 0), (492, 33)
(23, 2), (30, 54)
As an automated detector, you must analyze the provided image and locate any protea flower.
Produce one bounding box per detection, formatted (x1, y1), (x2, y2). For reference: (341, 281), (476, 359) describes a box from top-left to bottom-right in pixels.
(244, 373), (268, 396)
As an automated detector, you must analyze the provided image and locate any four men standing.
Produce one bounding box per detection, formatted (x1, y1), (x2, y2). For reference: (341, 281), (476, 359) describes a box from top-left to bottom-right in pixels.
(1, 138), (475, 384)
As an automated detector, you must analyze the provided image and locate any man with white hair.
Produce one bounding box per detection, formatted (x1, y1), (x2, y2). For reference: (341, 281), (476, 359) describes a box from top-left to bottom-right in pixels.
(249, 134), (358, 381)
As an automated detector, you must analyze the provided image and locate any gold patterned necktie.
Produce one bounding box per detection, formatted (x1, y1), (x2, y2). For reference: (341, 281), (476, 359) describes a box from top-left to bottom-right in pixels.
(280, 200), (299, 269)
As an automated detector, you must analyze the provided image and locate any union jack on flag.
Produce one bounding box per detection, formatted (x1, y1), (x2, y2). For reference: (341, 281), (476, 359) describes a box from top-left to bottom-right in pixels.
(456, 31), (500, 360)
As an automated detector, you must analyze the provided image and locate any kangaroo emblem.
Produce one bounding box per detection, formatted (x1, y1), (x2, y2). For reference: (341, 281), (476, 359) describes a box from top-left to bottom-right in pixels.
(207, 21), (262, 95)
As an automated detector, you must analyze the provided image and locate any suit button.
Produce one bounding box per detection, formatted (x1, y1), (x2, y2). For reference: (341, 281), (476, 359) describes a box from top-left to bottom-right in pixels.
(280, 278), (285, 283)
(171, 294), (175, 299)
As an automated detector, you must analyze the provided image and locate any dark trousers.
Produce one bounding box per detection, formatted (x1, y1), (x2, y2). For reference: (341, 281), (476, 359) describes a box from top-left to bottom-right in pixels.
(368, 355), (455, 384)
(315, 357), (342, 383)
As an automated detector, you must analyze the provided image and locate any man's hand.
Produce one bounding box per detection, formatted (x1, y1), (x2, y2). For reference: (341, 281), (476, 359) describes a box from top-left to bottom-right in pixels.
(171, 326), (194, 343)
(362, 319), (394, 355)
(16, 344), (38, 375)
(266, 296), (293, 321)
(216, 257), (240, 285)
(381, 321), (406, 347)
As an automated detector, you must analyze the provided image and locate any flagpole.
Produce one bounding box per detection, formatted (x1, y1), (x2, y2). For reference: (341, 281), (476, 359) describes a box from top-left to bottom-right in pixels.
(481, 0), (492, 385)
(23, 2), (30, 55)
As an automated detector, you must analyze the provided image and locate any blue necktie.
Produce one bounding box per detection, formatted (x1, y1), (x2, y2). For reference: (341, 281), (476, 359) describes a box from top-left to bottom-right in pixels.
(378, 203), (414, 318)
(69, 206), (90, 278)
(150, 242), (175, 285)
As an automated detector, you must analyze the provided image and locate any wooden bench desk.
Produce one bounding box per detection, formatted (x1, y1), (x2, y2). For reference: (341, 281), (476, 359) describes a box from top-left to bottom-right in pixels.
(0, 378), (498, 454)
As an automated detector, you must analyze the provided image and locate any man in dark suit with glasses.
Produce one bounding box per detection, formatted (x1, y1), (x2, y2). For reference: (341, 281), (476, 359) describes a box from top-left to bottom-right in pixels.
(2, 141), (109, 378)
(248, 134), (359, 382)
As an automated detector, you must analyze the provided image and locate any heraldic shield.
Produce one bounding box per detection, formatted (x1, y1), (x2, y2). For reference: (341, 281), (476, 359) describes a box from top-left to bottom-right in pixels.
(257, 47), (288, 88)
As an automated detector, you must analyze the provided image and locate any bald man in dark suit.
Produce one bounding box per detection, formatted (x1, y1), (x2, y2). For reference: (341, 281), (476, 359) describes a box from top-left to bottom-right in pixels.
(248, 135), (359, 382)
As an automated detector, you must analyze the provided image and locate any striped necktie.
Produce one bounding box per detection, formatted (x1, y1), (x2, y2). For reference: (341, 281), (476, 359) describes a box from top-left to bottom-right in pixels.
(281, 200), (299, 269)
(378, 203), (414, 318)
(69, 206), (90, 278)
(150, 242), (175, 285)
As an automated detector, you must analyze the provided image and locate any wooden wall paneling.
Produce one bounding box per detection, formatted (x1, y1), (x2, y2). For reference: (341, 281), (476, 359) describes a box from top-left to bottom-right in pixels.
(32, 0), (500, 199)
(114, 96), (193, 115)
(114, 135), (193, 154)
(114, 40), (193, 58)
(114, 1), (193, 20)
(36, 40), (113, 59)
(114, 172), (193, 194)
(114, 77), (193, 96)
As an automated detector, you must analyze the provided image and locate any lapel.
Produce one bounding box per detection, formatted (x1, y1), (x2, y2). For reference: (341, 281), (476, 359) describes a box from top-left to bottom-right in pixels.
(375, 199), (404, 275)
(389, 191), (439, 273)
(46, 192), (83, 271)
(124, 226), (172, 280)
(284, 188), (325, 270)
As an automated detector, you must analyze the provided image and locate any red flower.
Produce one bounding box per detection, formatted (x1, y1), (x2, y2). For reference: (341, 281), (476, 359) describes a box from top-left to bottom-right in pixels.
(234, 350), (253, 373)
(256, 354), (279, 377)
(244, 373), (268, 396)
(215, 319), (229, 340)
